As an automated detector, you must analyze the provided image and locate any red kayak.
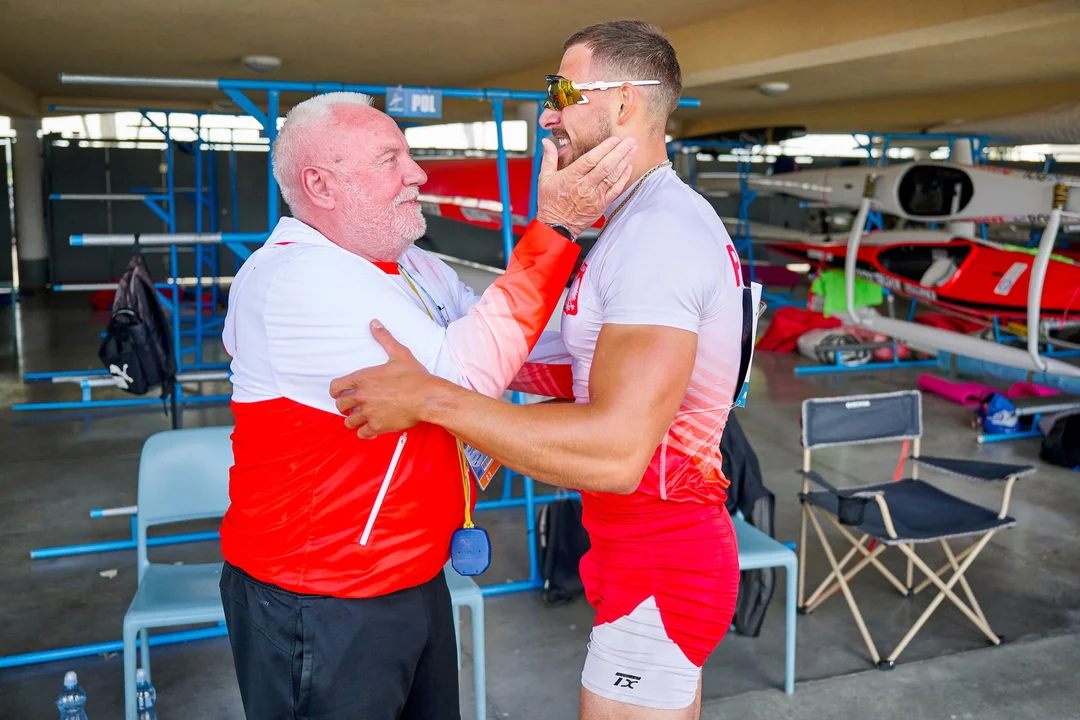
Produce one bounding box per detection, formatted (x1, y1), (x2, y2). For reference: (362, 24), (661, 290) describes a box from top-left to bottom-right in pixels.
(767, 236), (1080, 320)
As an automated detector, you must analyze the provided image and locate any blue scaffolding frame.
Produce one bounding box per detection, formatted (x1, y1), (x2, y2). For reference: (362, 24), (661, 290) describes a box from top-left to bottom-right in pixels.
(14, 109), (244, 414)
(0, 72), (701, 669)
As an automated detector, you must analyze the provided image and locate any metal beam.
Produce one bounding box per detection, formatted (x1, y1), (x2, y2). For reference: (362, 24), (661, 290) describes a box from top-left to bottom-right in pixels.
(58, 73), (699, 108)
(58, 73), (218, 89)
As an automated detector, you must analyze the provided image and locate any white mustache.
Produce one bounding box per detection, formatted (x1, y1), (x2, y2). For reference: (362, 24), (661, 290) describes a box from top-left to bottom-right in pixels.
(395, 187), (420, 205)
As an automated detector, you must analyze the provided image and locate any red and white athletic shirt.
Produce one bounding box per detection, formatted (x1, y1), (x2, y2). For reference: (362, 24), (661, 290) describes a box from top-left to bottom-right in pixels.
(220, 216), (578, 599)
(561, 166), (745, 669)
(563, 165), (744, 505)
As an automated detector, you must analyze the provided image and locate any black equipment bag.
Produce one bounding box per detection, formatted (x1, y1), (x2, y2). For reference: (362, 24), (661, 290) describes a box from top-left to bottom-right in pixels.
(98, 241), (177, 405)
(722, 411), (777, 637)
(1040, 412), (1080, 470)
(537, 495), (591, 606)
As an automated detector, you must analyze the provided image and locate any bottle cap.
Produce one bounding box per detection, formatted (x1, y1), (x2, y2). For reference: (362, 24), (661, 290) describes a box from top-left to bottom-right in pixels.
(64, 671), (77, 688)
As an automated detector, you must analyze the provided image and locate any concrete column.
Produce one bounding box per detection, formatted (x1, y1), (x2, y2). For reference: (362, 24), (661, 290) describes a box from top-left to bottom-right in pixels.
(950, 138), (975, 165)
(99, 112), (117, 140)
(12, 117), (49, 289)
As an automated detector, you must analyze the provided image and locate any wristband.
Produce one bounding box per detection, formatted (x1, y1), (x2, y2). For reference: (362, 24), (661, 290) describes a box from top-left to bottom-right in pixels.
(545, 223), (577, 242)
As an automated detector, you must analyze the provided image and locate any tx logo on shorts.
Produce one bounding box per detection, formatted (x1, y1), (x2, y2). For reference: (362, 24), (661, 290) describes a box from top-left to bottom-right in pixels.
(613, 672), (641, 689)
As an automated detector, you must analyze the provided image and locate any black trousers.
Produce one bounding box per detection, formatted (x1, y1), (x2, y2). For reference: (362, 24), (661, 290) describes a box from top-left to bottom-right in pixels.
(220, 562), (460, 720)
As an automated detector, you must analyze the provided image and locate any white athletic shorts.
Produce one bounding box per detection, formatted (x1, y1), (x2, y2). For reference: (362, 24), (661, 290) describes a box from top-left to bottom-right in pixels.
(580, 596), (701, 710)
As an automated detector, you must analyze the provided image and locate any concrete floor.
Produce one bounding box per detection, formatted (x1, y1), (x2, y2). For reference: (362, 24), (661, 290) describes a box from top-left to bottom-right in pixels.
(2, 282), (1080, 720)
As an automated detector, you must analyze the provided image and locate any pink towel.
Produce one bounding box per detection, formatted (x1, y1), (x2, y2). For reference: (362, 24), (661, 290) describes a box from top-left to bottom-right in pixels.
(917, 375), (1060, 406)
(1007, 382), (1059, 398)
(917, 375), (996, 407)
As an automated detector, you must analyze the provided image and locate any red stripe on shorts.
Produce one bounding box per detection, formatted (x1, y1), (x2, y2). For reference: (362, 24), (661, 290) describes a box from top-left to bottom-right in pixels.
(579, 493), (740, 667)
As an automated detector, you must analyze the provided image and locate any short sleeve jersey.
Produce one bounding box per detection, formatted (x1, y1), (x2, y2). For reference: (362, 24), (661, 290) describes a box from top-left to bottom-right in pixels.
(560, 166), (745, 503)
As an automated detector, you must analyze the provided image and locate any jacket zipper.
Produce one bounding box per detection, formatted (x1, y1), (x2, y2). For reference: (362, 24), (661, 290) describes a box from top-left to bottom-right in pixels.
(359, 432), (408, 546)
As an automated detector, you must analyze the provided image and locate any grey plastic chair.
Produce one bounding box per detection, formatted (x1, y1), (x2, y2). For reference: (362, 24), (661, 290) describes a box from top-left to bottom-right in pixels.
(732, 515), (798, 694)
(445, 563), (486, 720)
(122, 425), (234, 720)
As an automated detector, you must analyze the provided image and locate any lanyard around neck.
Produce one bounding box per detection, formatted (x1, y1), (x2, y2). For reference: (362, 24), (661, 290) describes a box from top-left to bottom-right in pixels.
(399, 264), (450, 327)
(395, 263), (474, 529)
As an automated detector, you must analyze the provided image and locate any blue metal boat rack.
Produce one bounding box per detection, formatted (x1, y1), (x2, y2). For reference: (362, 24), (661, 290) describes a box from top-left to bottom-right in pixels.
(14, 109), (240, 414)
(793, 131), (1015, 377)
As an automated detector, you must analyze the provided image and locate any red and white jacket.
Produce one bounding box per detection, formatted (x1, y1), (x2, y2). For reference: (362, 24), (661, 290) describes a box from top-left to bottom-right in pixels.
(221, 217), (579, 598)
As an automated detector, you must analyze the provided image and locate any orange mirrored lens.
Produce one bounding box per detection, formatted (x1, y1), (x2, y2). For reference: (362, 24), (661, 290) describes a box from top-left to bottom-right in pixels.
(545, 77), (579, 110)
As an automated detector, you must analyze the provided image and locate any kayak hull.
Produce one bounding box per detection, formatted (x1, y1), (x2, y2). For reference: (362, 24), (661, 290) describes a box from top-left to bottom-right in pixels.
(768, 237), (1080, 320)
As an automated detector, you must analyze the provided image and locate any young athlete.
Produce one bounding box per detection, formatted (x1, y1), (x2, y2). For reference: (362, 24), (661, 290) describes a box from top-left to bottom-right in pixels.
(331, 21), (746, 719)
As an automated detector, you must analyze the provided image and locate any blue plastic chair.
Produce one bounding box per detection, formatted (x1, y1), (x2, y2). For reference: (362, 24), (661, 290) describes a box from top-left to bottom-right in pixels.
(732, 514), (798, 694)
(122, 425), (234, 720)
(445, 564), (486, 720)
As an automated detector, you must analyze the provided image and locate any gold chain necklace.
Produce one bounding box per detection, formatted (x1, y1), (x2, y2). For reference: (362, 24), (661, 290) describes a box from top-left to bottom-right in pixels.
(598, 160), (672, 238)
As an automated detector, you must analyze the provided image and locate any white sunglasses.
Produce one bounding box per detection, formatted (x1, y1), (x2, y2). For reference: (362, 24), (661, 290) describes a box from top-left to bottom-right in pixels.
(545, 75), (661, 110)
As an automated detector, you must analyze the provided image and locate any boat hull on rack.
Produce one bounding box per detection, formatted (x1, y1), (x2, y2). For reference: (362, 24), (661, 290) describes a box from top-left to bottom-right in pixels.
(768, 235), (1080, 320)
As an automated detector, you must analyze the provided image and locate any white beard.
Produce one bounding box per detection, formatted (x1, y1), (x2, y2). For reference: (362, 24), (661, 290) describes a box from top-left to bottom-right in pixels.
(339, 183), (427, 262)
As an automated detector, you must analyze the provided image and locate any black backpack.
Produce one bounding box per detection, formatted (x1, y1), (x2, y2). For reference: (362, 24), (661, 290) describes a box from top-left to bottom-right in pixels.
(1040, 412), (1080, 470)
(536, 495), (591, 606)
(98, 243), (177, 407)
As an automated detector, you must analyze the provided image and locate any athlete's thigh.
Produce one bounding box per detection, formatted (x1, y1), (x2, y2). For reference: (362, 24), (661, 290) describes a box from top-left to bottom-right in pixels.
(580, 678), (701, 720)
(578, 594), (703, 715)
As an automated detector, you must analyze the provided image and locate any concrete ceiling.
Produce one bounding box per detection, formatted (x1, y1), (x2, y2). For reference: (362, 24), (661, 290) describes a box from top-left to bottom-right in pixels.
(1, 0), (1079, 139)
(0, 0), (752, 109)
(676, 10), (1080, 133)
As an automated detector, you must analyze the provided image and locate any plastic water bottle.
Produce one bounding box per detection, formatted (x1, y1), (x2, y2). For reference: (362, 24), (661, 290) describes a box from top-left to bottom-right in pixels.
(56, 671), (88, 719)
(136, 668), (158, 719)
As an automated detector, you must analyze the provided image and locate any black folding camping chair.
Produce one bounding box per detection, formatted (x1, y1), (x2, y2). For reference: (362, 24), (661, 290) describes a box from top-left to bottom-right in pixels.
(796, 390), (1035, 669)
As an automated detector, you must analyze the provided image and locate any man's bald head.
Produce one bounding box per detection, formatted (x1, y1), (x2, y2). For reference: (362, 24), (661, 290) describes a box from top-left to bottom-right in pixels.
(270, 92), (429, 261)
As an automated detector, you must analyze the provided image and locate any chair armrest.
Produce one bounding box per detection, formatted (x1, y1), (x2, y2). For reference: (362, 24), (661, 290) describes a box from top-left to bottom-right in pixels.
(911, 456), (1036, 483)
(798, 471), (886, 529)
(798, 469), (842, 494)
(799, 470), (883, 498)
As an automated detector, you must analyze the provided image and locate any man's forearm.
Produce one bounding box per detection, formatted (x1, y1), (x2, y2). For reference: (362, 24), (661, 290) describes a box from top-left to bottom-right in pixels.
(440, 221), (578, 398)
(333, 321), (692, 495)
(420, 378), (646, 493)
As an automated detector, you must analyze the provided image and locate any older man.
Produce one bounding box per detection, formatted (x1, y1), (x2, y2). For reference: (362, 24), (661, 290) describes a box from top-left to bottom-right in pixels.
(218, 91), (636, 720)
(332, 21), (748, 720)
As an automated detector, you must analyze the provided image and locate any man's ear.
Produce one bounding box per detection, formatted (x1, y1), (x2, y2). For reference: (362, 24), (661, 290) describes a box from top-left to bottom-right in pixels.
(301, 167), (335, 210)
(617, 84), (637, 124)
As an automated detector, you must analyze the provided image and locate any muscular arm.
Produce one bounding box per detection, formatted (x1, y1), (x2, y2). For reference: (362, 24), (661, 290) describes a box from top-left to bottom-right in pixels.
(336, 323), (697, 494)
